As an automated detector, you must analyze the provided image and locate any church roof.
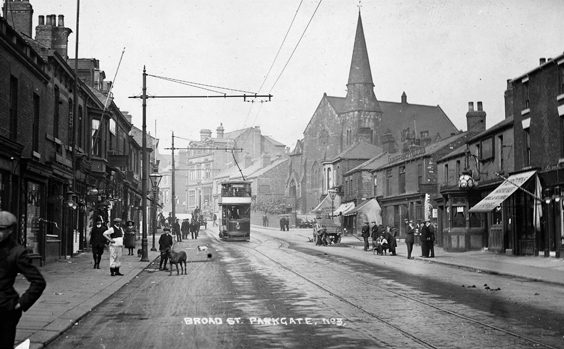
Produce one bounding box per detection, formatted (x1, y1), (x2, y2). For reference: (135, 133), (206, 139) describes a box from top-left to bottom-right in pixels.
(379, 100), (458, 142)
(325, 141), (382, 164)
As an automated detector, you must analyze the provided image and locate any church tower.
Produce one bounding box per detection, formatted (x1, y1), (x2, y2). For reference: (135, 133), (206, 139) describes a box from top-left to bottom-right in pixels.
(340, 11), (382, 149)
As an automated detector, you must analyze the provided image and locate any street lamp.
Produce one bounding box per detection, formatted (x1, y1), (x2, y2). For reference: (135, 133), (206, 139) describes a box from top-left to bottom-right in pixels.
(149, 173), (163, 252)
(328, 188), (337, 220)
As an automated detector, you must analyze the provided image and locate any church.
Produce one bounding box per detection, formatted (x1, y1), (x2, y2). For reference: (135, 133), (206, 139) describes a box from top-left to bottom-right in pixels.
(286, 11), (459, 214)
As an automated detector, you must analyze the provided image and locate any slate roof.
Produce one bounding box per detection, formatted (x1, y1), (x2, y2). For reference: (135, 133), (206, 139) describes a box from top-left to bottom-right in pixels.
(345, 152), (389, 175)
(325, 141), (382, 164)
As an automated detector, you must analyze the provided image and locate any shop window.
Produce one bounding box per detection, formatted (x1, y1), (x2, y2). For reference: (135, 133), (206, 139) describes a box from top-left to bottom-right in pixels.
(26, 182), (42, 254)
(469, 212), (482, 227)
(451, 206), (466, 228)
(492, 206), (502, 225)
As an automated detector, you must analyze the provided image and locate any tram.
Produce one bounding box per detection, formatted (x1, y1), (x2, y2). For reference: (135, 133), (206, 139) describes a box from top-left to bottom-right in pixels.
(218, 180), (252, 241)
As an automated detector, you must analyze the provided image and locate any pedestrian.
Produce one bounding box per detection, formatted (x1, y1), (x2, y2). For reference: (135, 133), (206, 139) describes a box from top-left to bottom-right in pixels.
(280, 216), (284, 231)
(103, 218), (125, 276)
(158, 227), (173, 271)
(190, 217), (197, 240)
(284, 216), (290, 231)
(419, 220), (430, 257)
(406, 220), (415, 259)
(89, 217), (107, 269)
(0, 211), (46, 349)
(124, 221), (136, 256)
(181, 219), (190, 240)
(172, 218), (181, 242)
(213, 213), (218, 227)
(361, 221), (370, 251)
(370, 222), (379, 251)
(426, 221), (435, 258)
(384, 225), (397, 256)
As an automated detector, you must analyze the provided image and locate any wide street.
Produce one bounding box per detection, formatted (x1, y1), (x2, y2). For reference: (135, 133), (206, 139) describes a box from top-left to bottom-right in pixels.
(46, 227), (564, 349)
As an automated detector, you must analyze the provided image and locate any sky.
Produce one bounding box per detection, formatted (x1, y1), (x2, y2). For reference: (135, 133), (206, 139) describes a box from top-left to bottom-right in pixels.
(27, 0), (564, 151)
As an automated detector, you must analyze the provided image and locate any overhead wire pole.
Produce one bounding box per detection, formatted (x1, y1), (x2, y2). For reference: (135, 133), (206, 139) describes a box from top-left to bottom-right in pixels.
(130, 70), (272, 258)
(171, 131), (176, 223)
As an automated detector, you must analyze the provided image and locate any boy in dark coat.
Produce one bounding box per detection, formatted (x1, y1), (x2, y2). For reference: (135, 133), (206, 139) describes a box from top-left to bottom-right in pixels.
(158, 228), (174, 270)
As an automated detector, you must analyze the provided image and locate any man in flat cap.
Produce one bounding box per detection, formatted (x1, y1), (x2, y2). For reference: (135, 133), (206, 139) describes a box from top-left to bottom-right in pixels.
(103, 218), (125, 276)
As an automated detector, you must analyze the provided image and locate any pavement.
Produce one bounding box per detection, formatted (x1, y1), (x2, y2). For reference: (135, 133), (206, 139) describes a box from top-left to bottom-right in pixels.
(11, 227), (564, 349)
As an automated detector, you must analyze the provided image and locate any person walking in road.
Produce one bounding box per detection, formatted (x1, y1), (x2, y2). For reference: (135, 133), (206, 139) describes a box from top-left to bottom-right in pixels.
(0, 211), (46, 349)
(158, 227), (173, 271)
(213, 213), (218, 227)
(103, 218), (125, 276)
(406, 221), (415, 259)
(90, 217), (107, 269)
(124, 221), (136, 256)
(361, 221), (370, 251)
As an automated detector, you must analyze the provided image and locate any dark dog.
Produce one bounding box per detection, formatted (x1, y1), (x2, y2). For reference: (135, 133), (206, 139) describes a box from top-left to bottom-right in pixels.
(167, 249), (187, 276)
(137, 249), (142, 258)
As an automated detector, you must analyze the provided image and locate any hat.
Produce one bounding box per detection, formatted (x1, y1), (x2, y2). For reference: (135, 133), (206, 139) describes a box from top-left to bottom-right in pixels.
(113, 218), (122, 223)
(0, 211), (17, 228)
(163, 227), (171, 232)
(126, 220), (134, 226)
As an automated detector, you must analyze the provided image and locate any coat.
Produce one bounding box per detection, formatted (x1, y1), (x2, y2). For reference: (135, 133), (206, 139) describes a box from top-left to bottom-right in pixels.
(361, 225), (370, 238)
(90, 224), (108, 248)
(405, 225), (415, 244)
(158, 233), (173, 252)
(0, 238), (46, 312)
(124, 227), (136, 249)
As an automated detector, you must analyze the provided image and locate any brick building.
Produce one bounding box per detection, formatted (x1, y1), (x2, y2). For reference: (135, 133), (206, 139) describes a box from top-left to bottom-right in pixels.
(286, 11), (458, 215)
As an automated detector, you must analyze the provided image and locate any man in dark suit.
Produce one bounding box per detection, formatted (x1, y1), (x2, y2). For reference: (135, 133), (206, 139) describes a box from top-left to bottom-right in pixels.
(158, 228), (174, 271)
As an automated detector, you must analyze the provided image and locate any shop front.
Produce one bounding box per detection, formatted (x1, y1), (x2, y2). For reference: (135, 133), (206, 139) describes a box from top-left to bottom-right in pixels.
(469, 170), (541, 255)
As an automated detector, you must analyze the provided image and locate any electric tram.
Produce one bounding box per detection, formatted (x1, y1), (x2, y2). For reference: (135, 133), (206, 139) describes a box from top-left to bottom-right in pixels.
(218, 180), (251, 241)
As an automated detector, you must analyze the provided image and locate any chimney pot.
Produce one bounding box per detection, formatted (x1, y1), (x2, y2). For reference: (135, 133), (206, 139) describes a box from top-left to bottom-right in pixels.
(540, 57), (546, 65)
(468, 102), (474, 112)
(477, 101), (483, 111)
(38, 15), (44, 25)
(58, 15), (64, 27)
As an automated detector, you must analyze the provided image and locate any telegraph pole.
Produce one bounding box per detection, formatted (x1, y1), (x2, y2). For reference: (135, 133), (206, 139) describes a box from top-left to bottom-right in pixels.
(171, 131), (176, 222)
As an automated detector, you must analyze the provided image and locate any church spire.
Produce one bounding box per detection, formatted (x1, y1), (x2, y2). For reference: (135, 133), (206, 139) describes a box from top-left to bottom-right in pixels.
(342, 11), (380, 113)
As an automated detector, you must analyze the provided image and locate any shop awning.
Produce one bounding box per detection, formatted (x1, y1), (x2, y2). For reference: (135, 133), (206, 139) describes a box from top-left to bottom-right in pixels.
(333, 202), (355, 216)
(469, 170), (537, 213)
(310, 194), (341, 214)
(344, 198), (382, 225)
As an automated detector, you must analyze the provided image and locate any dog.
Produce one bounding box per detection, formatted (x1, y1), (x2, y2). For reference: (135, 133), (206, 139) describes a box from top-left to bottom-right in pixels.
(197, 245), (208, 252)
(167, 249), (187, 276)
(137, 249), (142, 258)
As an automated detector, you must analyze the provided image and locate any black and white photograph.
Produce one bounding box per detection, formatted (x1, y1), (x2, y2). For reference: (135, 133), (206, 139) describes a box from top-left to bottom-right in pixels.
(1, 0), (564, 348)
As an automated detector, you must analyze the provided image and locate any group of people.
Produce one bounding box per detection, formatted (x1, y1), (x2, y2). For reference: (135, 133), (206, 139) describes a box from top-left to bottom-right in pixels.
(89, 217), (138, 276)
(361, 222), (398, 255)
(405, 220), (435, 260)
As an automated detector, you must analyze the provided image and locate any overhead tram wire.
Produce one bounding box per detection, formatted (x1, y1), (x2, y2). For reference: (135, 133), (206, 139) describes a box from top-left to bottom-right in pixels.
(248, 0), (323, 127)
(268, 0), (323, 94)
(147, 74), (256, 95)
(243, 0), (304, 128)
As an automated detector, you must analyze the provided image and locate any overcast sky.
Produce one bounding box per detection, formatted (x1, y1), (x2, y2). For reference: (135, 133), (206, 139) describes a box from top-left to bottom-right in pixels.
(29, 0), (564, 151)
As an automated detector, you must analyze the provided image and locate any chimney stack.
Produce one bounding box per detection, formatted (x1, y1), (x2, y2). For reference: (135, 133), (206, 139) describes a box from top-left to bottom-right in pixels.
(540, 57), (546, 65)
(466, 101), (486, 135)
(35, 13), (72, 59)
(3, 0), (34, 37)
(401, 91), (407, 104)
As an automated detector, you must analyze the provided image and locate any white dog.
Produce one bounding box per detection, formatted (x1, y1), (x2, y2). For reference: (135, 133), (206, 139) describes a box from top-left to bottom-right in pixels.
(197, 245), (208, 252)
